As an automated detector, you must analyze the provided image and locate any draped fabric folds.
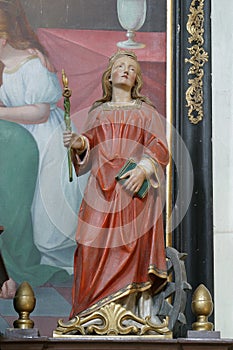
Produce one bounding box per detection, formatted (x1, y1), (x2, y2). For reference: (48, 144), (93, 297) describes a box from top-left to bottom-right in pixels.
(0, 121), (70, 286)
(70, 101), (169, 318)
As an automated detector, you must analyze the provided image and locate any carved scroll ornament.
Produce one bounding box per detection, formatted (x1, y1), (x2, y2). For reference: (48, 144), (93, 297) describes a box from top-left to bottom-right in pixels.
(185, 0), (209, 124)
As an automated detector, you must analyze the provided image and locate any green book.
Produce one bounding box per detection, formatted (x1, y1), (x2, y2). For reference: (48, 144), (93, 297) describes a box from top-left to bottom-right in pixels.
(115, 158), (150, 199)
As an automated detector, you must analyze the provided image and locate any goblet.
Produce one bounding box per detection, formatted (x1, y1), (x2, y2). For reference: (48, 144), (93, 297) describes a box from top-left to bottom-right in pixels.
(117, 0), (147, 49)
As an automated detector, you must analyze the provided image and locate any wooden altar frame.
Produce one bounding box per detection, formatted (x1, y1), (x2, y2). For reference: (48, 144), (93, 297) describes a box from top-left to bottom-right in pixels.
(0, 226), (8, 287)
(0, 0), (213, 340)
(167, 0), (213, 331)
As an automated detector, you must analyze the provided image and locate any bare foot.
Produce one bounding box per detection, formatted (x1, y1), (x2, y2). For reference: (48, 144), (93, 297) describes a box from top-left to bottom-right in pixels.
(0, 278), (17, 298)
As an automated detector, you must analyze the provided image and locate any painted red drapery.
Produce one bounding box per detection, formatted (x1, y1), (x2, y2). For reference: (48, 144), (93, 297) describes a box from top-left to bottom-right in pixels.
(70, 101), (169, 318)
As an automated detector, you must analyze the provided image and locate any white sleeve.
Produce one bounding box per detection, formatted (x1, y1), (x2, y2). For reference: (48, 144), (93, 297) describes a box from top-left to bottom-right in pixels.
(138, 156), (160, 188)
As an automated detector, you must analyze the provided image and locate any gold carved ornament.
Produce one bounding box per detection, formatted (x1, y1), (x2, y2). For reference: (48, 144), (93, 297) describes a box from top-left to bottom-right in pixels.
(185, 0), (209, 124)
(53, 302), (172, 337)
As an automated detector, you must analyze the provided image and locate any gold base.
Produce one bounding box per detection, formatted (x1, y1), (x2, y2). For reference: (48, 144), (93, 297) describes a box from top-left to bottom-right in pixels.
(53, 302), (172, 338)
(13, 318), (34, 329)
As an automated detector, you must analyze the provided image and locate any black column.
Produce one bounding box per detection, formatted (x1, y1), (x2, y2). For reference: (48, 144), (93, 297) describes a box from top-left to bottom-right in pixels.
(171, 0), (213, 331)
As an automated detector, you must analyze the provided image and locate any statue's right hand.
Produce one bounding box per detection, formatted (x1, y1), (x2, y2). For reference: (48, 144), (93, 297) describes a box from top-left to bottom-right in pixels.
(63, 130), (73, 148)
(63, 131), (86, 152)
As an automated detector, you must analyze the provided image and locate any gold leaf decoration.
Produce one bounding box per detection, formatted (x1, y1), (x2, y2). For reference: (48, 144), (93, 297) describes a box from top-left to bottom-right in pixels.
(53, 302), (172, 338)
(185, 0), (208, 124)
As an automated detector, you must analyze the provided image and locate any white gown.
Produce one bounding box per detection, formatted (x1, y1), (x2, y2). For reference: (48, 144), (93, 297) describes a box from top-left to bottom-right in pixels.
(0, 56), (87, 275)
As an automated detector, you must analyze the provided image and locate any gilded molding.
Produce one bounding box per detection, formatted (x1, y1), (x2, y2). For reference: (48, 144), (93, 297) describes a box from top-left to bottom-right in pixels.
(53, 302), (172, 337)
(185, 0), (209, 124)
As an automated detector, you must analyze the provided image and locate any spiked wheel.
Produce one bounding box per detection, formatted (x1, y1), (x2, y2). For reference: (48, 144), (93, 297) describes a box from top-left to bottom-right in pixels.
(153, 247), (192, 337)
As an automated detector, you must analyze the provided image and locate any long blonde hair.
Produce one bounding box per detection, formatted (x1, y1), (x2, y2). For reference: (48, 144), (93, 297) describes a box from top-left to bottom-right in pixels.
(90, 50), (155, 111)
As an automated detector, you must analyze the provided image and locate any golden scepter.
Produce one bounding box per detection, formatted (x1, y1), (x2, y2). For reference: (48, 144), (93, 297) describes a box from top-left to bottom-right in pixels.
(62, 69), (73, 182)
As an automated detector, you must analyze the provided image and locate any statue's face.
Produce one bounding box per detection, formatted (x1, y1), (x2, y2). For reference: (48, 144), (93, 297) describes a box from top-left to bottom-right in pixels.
(109, 56), (138, 91)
